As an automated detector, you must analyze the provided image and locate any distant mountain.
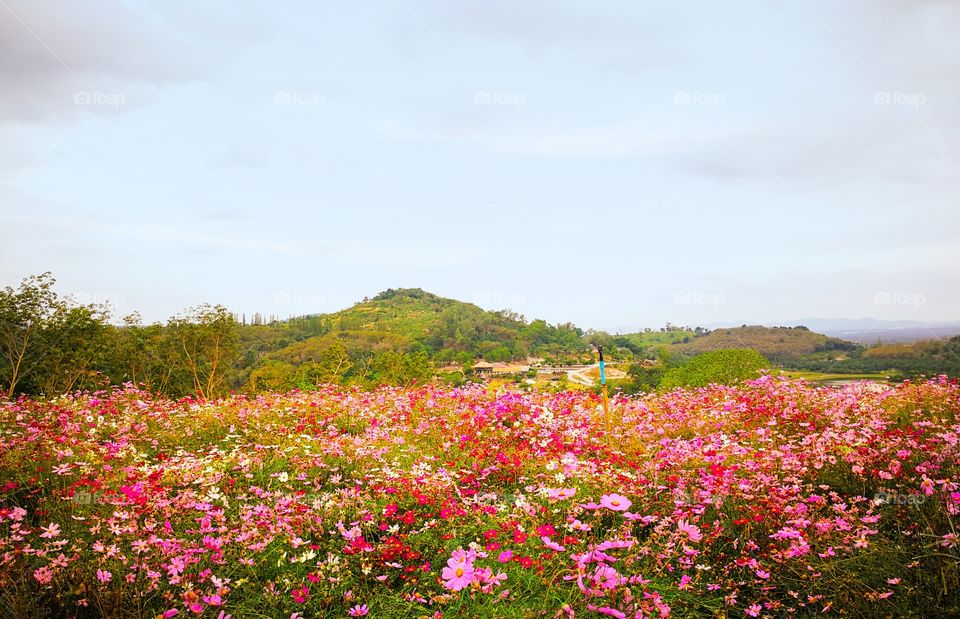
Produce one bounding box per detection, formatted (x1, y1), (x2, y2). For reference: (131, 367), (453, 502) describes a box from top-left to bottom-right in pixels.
(773, 319), (960, 344)
(702, 319), (960, 344)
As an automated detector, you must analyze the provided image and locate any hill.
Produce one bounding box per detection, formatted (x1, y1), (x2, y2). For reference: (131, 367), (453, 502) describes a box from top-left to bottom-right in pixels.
(669, 325), (858, 364)
(245, 288), (590, 370)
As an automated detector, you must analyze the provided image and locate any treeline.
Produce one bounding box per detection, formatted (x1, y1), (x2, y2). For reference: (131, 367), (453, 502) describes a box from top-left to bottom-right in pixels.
(7, 273), (954, 400)
(0, 274), (443, 399)
(0, 275), (626, 399)
(790, 337), (960, 379)
(0, 273), (237, 398)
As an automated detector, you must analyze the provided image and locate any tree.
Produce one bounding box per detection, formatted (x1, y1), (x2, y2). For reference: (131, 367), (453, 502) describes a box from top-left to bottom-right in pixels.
(167, 304), (239, 398)
(369, 350), (433, 387)
(296, 340), (353, 387)
(108, 314), (179, 393)
(0, 273), (113, 398)
(660, 349), (770, 390)
(247, 360), (296, 392)
(35, 303), (110, 395)
(0, 273), (59, 398)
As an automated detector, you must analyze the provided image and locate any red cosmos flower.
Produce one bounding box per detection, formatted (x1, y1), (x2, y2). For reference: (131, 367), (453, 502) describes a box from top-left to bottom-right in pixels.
(483, 529), (499, 541)
(513, 531), (528, 544)
(291, 585), (309, 603)
(535, 524), (556, 537)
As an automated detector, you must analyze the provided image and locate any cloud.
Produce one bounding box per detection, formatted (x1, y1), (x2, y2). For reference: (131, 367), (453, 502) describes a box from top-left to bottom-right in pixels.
(0, 0), (272, 125)
(0, 2), (172, 122)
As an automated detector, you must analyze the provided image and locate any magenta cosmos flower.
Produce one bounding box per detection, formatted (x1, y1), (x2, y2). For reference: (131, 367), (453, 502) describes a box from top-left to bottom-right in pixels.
(441, 557), (475, 591)
(599, 493), (632, 512)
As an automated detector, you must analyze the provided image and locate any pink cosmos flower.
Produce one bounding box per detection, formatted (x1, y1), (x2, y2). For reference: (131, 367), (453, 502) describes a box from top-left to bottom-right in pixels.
(441, 555), (475, 591)
(162, 611), (179, 618)
(599, 493), (632, 512)
(202, 594), (222, 606)
(677, 519), (702, 542)
(548, 487), (576, 501)
(593, 565), (621, 590)
(96, 569), (112, 583)
(39, 523), (61, 538)
(498, 550), (514, 563)
(34, 566), (53, 585)
(348, 604), (369, 617)
(588, 606), (626, 619)
(541, 536), (565, 552)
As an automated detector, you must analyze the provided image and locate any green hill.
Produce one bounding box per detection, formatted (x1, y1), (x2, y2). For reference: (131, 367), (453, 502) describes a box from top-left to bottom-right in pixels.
(241, 288), (590, 369)
(233, 291), (880, 391)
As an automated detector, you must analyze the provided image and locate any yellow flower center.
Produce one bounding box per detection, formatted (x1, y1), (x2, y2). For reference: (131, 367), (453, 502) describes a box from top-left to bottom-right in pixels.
(455, 568), (464, 577)
(611, 500), (619, 506)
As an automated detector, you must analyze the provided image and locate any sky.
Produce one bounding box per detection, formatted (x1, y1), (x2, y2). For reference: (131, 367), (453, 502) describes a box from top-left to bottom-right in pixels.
(1, 0), (958, 331)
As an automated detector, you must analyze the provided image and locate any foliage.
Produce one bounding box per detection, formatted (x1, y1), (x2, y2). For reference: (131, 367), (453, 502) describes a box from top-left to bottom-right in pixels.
(795, 336), (960, 379)
(0, 273), (110, 398)
(660, 348), (771, 389)
(3, 274), (959, 402)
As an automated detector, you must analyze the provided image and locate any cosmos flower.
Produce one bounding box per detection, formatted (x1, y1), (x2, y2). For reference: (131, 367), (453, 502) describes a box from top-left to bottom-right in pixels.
(441, 557), (475, 591)
(677, 520), (703, 542)
(599, 494), (632, 512)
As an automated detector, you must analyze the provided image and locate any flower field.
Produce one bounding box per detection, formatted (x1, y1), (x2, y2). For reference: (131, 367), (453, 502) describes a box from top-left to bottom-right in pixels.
(2, 377), (959, 618)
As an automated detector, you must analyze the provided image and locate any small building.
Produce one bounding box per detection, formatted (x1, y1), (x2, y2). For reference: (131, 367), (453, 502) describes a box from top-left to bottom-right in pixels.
(472, 362), (495, 375)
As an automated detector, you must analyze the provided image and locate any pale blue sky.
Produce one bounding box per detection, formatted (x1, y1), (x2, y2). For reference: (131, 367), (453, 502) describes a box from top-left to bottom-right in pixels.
(1, 1), (958, 329)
